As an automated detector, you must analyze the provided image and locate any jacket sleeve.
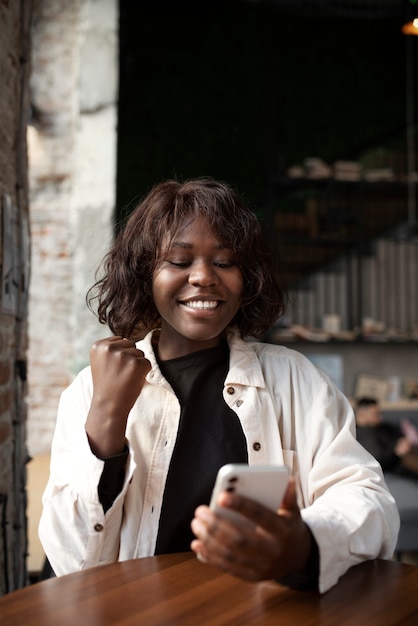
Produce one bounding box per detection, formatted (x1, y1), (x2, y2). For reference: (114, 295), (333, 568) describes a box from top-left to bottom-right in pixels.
(38, 369), (136, 576)
(293, 364), (400, 594)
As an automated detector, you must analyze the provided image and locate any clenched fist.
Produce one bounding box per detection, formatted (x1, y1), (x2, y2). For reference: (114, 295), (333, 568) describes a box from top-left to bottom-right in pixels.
(85, 336), (151, 458)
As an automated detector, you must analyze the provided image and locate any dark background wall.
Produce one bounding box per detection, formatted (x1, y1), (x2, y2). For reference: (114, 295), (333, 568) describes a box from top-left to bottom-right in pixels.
(0, 0), (31, 595)
(116, 0), (414, 220)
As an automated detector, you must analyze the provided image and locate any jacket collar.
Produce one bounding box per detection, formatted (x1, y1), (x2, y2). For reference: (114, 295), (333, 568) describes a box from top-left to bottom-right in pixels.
(138, 327), (266, 390)
(225, 327), (266, 389)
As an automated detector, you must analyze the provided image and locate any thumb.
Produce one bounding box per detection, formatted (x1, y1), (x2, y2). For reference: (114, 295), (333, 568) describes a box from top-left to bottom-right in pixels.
(279, 476), (299, 514)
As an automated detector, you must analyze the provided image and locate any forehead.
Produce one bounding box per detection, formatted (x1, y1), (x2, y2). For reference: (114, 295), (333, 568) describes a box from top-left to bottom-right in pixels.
(162, 216), (230, 249)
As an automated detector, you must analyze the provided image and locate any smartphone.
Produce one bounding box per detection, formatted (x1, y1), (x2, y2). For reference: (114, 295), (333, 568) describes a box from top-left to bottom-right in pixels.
(209, 463), (290, 530)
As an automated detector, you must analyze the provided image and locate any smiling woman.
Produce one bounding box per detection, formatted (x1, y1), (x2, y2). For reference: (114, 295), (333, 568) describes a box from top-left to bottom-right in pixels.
(39, 176), (399, 595)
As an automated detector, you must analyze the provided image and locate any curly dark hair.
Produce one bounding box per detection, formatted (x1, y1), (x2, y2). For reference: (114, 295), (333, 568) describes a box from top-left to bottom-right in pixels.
(87, 177), (287, 339)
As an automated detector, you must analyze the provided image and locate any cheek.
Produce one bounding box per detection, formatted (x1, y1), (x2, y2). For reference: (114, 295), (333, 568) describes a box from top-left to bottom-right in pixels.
(152, 270), (181, 310)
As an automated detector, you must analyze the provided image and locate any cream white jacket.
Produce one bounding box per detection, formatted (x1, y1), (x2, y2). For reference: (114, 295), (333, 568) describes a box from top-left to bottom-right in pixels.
(39, 328), (399, 593)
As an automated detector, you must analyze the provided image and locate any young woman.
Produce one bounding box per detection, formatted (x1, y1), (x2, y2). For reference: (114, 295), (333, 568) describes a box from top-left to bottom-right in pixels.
(39, 178), (398, 593)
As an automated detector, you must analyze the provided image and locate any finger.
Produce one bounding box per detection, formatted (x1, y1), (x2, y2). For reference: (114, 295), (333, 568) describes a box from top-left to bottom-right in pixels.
(191, 506), (253, 554)
(110, 337), (142, 354)
(118, 338), (151, 364)
(93, 336), (151, 366)
(215, 491), (282, 532)
(191, 530), (273, 582)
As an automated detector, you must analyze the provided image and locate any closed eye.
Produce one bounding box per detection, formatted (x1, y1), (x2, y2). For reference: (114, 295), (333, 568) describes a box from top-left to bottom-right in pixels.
(165, 260), (235, 269)
(167, 260), (190, 268)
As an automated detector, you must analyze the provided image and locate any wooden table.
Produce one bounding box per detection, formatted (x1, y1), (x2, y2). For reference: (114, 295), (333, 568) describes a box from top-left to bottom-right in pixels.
(1, 553), (418, 625)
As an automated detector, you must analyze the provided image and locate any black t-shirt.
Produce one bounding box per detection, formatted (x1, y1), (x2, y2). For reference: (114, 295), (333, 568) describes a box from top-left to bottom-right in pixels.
(154, 341), (248, 554)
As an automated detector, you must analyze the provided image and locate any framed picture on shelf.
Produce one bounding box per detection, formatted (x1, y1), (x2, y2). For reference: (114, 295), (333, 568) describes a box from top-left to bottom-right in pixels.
(404, 378), (418, 400)
(353, 373), (390, 403)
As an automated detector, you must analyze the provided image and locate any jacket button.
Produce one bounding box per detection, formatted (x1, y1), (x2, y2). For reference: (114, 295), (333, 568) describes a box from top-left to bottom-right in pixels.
(227, 386), (235, 395)
(94, 523), (104, 532)
(253, 442), (261, 451)
(236, 399), (243, 407)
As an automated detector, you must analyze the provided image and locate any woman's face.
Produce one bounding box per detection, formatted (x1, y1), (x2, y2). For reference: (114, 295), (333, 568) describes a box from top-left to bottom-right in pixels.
(152, 216), (243, 360)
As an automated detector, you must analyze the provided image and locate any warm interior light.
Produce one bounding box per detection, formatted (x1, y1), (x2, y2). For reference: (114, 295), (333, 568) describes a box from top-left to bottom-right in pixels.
(402, 18), (418, 35)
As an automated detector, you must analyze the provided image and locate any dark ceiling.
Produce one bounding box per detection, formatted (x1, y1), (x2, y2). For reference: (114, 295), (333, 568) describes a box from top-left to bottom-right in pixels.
(116, 0), (417, 216)
(242, 0), (410, 18)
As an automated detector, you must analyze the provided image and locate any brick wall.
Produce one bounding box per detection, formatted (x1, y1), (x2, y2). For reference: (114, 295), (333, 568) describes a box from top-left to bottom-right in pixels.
(0, 0), (32, 595)
(0, 0), (117, 594)
(27, 0), (117, 454)
(27, 0), (83, 454)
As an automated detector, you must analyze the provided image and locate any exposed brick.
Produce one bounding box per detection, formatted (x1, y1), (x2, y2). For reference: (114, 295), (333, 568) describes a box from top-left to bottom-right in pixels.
(0, 360), (11, 386)
(26, 0), (118, 461)
(0, 389), (12, 416)
(0, 420), (12, 445)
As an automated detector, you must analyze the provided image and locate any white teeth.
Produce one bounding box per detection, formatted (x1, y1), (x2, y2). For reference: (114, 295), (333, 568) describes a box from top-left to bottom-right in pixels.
(183, 300), (218, 310)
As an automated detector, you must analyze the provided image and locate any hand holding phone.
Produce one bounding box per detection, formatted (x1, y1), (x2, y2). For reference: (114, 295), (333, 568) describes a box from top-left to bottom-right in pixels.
(209, 463), (290, 530)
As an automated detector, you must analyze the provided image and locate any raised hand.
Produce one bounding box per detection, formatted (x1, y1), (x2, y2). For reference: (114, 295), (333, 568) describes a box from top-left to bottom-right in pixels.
(85, 336), (151, 458)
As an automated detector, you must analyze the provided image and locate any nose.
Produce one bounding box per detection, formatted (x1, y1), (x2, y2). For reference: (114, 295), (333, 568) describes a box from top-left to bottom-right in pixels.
(188, 260), (218, 286)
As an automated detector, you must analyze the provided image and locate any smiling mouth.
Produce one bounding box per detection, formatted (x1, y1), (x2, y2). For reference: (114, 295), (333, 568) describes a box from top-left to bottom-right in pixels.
(181, 300), (221, 310)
